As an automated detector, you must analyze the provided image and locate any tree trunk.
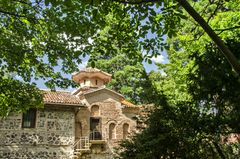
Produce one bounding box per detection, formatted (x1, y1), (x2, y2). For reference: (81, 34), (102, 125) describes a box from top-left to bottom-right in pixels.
(212, 141), (226, 159)
(176, 0), (240, 74)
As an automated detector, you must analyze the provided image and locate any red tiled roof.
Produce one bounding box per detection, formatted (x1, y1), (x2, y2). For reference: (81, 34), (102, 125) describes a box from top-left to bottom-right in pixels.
(73, 86), (124, 98)
(42, 90), (83, 105)
(223, 133), (240, 143)
(121, 99), (137, 108)
(72, 67), (112, 77)
(72, 67), (112, 84)
(80, 68), (111, 76)
(72, 86), (98, 95)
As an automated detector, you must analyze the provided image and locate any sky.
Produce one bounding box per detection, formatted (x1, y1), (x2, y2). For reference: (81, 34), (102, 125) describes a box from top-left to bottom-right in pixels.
(33, 4), (168, 91)
(35, 51), (168, 91)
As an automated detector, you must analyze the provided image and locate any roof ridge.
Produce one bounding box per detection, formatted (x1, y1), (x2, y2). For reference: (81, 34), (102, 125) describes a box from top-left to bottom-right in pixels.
(43, 90), (83, 105)
(41, 89), (71, 93)
(72, 67), (112, 77)
(83, 87), (124, 98)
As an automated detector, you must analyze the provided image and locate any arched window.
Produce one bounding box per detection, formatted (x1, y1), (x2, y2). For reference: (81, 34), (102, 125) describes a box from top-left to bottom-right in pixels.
(123, 123), (129, 139)
(91, 105), (99, 116)
(109, 123), (116, 140)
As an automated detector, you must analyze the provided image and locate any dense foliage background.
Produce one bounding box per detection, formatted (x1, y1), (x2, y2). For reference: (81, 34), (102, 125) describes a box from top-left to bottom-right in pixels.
(1, 0), (240, 157)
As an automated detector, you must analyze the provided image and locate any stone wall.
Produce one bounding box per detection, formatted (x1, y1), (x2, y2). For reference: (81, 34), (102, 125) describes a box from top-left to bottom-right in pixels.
(0, 108), (75, 159)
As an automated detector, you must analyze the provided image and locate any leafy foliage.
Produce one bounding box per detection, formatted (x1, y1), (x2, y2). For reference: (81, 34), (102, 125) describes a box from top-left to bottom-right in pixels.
(116, 0), (240, 158)
(89, 53), (157, 104)
(0, 78), (43, 117)
(0, 0), (239, 117)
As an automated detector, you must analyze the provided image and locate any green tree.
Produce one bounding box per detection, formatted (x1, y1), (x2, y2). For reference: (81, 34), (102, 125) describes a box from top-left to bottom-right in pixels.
(88, 54), (148, 104)
(117, 38), (240, 159)
(86, 14), (154, 104)
(116, 0), (240, 158)
(0, 0), (99, 116)
(1, 0), (240, 116)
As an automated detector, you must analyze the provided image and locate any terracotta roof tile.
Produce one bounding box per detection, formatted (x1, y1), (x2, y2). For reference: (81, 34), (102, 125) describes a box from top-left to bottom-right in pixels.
(72, 67), (112, 77)
(73, 86), (99, 95)
(81, 67), (101, 73)
(121, 99), (136, 107)
(42, 90), (83, 105)
(81, 68), (111, 75)
(223, 133), (240, 143)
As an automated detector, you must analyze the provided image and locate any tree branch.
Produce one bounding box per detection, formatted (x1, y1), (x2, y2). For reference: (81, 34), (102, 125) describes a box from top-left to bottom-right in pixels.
(0, 9), (28, 18)
(206, 0), (222, 24)
(189, 0), (222, 42)
(216, 26), (240, 35)
(13, 0), (31, 6)
(114, 0), (159, 5)
(176, 0), (240, 74)
(212, 141), (226, 159)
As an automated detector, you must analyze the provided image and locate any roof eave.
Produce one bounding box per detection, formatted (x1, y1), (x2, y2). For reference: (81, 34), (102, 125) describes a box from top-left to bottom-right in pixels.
(44, 102), (85, 108)
(83, 87), (124, 98)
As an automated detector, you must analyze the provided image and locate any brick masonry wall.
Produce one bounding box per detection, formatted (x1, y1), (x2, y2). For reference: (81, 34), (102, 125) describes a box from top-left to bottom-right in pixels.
(79, 90), (138, 158)
(0, 108), (75, 159)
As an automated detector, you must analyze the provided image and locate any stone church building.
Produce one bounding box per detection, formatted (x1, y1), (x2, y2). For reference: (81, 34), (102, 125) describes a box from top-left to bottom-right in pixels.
(0, 68), (141, 159)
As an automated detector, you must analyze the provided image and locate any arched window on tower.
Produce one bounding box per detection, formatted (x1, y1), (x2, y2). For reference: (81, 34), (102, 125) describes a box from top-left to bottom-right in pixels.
(123, 123), (129, 139)
(109, 123), (116, 140)
(91, 105), (100, 117)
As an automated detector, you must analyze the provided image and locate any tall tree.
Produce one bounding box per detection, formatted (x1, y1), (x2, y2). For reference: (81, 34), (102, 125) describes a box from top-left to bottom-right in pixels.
(116, 0), (240, 158)
(86, 14), (155, 104)
(1, 0), (240, 115)
(88, 53), (153, 104)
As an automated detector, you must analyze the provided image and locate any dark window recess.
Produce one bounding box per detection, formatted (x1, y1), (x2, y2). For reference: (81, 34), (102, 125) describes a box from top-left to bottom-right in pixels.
(95, 80), (98, 85)
(22, 109), (36, 128)
(90, 117), (102, 140)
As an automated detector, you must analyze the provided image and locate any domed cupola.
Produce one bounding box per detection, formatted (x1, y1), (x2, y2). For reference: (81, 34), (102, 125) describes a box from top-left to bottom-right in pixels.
(72, 68), (112, 88)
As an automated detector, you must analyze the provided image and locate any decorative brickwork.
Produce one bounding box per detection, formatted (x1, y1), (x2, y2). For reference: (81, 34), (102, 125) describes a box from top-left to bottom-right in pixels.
(77, 91), (138, 158)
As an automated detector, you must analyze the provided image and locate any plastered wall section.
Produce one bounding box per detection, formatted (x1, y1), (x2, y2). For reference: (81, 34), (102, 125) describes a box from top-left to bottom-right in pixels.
(79, 77), (104, 88)
(75, 107), (90, 138)
(0, 108), (75, 159)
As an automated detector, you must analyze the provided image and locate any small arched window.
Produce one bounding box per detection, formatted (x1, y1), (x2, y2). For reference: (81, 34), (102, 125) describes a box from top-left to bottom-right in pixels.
(109, 123), (116, 140)
(91, 105), (100, 116)
(123, 123), (129, 139)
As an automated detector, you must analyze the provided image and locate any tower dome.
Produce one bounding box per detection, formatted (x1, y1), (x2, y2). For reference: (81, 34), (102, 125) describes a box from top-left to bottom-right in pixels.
(72, 68), (112, 88)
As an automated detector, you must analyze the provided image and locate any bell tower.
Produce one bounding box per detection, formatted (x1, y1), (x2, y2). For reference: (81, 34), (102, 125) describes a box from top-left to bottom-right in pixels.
(72, 68), (112, 88)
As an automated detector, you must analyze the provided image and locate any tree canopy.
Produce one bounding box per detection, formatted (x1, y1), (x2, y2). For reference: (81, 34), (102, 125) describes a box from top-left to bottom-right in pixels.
(88, 49), (158, 104)
(1, 0), (240, 157)
(1, 0), (240, 116)
(116, 0), (240, 158)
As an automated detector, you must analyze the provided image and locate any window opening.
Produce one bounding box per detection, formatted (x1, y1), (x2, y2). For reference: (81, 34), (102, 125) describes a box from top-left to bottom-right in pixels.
(90, 117), (101, 140)
(91, 105), (100, 116)
(123, 123), (129, 139)
(22, 109), (36, 128)
(109, 123), (116, 140)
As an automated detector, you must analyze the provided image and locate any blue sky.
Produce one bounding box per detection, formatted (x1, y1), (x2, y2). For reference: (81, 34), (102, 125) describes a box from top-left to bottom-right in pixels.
(32, 3), (169, 91)
(35, 50), (168, 91)
(34, 8), (168, 91)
